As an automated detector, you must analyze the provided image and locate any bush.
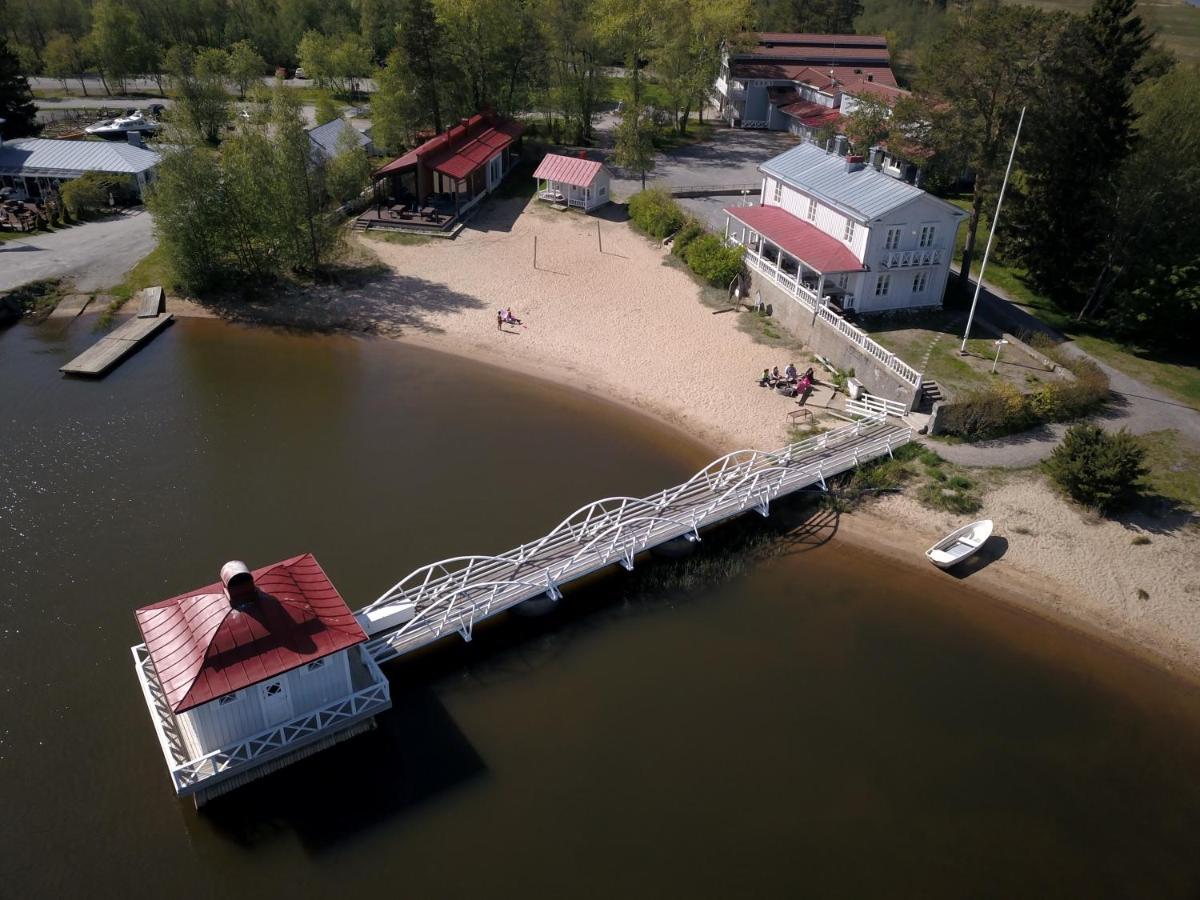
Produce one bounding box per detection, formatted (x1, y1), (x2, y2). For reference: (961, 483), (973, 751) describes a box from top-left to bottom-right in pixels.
(60, 172), (137, 219)
(671, 217), (705, 258)
(918, 481), (983, 514)
(684, 234), (744, 287)
(1044, 424), (1147, 512)
(628, 187), (685, 239)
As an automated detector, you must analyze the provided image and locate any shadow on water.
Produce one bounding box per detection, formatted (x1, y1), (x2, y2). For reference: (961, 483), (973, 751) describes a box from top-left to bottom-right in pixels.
(197, 493), (840, 854)
(197, 687), (487, 856)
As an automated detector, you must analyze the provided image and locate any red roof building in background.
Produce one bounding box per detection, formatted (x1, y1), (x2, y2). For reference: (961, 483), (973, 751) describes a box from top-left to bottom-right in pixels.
(371, 111), (525, 217)
(135, 553), (367, 713)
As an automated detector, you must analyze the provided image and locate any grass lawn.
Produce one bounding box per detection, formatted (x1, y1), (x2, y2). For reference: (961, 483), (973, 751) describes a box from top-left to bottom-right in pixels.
(363, 231), (433, 246)
(1138, 429), (1200, 511)
(948, 197), (1200, 408)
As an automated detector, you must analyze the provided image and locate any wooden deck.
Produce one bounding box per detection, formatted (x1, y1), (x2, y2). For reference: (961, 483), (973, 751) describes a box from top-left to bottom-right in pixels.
(61, 310), (173, 377)
(47, 294), (92, 320)
(136, 286), (165, 318)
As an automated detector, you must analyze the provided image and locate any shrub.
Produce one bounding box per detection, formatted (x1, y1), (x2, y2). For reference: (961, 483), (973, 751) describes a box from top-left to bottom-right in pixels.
(938, 381), (1031, 441)
(684, 234), (744, 287)
(60, 172), (137, 219)
(917, 481), (983, 514)
(1044, 424), (1147, 512)
(671, 217), (705, 258)
(628, 187), (685, 239)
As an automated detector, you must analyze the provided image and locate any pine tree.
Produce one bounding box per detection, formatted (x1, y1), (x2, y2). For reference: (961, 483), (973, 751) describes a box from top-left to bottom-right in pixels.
(397, 0), (445, 132)
(1008, 0), (1150, 311)
(0, 35), (41, 139)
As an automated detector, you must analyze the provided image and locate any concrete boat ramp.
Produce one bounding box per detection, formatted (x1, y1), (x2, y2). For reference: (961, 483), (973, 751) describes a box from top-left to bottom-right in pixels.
(60, 286), (171, 377)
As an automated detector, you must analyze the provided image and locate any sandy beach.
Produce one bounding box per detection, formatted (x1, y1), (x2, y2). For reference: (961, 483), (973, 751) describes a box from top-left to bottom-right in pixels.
(228, 198), (1200, 678)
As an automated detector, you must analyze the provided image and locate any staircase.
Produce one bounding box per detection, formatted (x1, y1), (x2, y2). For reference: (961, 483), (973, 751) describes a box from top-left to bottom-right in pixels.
(919, 379), (944, 409)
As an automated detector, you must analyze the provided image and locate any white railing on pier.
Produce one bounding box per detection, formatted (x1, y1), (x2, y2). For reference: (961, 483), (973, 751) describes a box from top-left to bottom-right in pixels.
(132, 644), (390, 795)
(359, 417), (912, 665)
(737, 247), (923, 388)
(846, 395), (907, 419)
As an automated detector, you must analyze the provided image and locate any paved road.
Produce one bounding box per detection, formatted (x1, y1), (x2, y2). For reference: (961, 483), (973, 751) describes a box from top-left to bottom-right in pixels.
(0, 211), (157, 293)
(923, 270), (1200, 467)
(603, 125), (796, 202)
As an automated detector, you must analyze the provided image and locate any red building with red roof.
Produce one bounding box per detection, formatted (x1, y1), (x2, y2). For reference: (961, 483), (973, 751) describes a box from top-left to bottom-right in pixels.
(365, 111), (524, 229)
(131, 554), (391, 806)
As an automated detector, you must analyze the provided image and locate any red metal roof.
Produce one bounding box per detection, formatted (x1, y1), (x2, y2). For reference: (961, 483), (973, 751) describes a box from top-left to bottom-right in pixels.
(725, 204), (864, 273)
(372, 113), (524, 179)
(776, 98), (843, 128)
(533, 153), (605, 188)
(428, 119), (523, 180)
(135, 553), (366, 713)
(731, 62), (898, 90)
(755, 33), (889, 47)
(742, 45), (892, 62)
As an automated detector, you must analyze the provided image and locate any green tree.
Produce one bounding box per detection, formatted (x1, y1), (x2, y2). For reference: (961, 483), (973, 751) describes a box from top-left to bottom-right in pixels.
(842, 95), (892, 154)
(396, 0), (445, 131)
(89, 0), (143, 94)
(434, 0), (538, 117)
(166, 47), (231, 145)
(596, 0), (657, 109)
(228, 40), (266, 100)
(921, 5), (1056, 297)
(0, 36), (41, 138)
(1045, 424), (1147, 512)
(269, 88), (331, 273)
(371, 49), (419, 151)
(43, 32), (85, 95)
(614, 104), (657, 189)
(332, 35), (374, 98)
(298, 30), (337, 91)
(314, 91), (341, 126)
(147, 146), (230, 290)
(325, 124), (372, 204)
(537, 0), (603, 144)
(1009, 0), (1152, 316)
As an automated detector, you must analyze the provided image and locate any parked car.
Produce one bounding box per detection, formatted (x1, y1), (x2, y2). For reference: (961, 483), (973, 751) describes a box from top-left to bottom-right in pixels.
(294, 67), (306, 79)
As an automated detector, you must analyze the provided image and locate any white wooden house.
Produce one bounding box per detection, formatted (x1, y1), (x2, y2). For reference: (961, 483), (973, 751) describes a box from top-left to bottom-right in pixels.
(723, 141), (965, 315)
(132, 554), (391, 806)
(533, 153), (611, 212)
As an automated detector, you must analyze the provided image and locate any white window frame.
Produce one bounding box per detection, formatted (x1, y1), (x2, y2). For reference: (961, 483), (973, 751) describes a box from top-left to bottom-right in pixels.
(806, 197), (817, 221)
(919, 224), (936, 248)
(306, 659), (326, 672)
(885, 227), (902, 251)
(875, 274), (891, 296)
(773, 180), (783, 203)
(912, 271), (928, 293)
(263, 681), (283, 697)
(843, 218), (855, 243)
(218, 691), (240, 706)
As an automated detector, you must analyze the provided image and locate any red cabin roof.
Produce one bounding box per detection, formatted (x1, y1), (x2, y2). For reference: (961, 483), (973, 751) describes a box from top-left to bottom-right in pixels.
(725, 204), (864, 273)
(373, 113), (524, 181)
(533, 153), (605, 188)
(134, 553), (366, 714)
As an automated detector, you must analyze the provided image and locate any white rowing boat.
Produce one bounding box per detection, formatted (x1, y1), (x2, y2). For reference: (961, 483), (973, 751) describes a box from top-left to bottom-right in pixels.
(925, 519), (993, 570)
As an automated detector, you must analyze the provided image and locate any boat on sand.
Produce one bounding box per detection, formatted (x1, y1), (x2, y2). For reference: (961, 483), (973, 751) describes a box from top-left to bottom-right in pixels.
(926, 519), (993, 569)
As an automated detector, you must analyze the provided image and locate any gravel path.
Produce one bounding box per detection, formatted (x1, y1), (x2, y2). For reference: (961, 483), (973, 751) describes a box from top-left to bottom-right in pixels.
(0, 210), (156, 292)
(924, 270), (1200, 467)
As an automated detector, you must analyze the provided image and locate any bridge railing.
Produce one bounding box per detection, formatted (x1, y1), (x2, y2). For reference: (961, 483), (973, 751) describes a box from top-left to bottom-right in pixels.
(363, 415), (911, 664)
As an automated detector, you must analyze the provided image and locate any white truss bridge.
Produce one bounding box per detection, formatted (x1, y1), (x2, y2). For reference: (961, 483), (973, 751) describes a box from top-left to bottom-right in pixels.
(360, 416), (911, 665)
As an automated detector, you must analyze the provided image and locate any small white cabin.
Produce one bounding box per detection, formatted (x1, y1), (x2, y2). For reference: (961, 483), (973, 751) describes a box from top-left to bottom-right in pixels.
(132, 554), (391, 806)
(533, 153), (611, 212)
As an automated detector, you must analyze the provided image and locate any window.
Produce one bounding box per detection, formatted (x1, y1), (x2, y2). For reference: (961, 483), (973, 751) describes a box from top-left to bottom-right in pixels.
(806, 198), (817, 221)
(218, 692), (240, 706)
(306, 659), (326, 672)
(912, 272), (928, 293)
(919, 225), (936, 248)
(263, 681), (283, 697)
(773, 180), (782, 203)
(843, 219), (855, 243)
(875, 274), (891, 296)
(885, 227), (902, 251)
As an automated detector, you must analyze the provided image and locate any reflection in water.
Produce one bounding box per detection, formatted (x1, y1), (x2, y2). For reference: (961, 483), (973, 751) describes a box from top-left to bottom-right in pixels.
(3, 316), (1200, 898)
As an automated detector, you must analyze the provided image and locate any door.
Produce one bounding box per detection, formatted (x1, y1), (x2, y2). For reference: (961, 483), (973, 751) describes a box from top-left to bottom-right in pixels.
(259, 677), (293, 726)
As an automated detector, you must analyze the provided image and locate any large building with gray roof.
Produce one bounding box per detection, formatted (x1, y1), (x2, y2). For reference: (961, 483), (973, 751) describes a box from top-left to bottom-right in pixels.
(724, 140), (965, 315)
(0, 134), (161, 201)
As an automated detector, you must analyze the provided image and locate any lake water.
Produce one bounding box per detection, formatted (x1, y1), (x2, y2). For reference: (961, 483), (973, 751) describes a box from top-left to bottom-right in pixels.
(3, 316), (1200, 897)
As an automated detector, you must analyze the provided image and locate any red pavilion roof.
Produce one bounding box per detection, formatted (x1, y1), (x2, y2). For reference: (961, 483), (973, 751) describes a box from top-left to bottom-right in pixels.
(373, 112), (524, 181)
(725, 204), (864, 273)
(533, 153), (605, 188)
(134, 553), (366, 713)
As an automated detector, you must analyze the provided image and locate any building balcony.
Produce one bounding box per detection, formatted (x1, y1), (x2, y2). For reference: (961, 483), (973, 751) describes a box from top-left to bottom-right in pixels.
(131, 643), (391, 799)
(879, 247), (942, 269)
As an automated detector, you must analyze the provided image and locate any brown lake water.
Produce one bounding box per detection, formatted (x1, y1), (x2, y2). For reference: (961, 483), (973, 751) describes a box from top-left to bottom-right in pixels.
(3, 316), (1200, 898)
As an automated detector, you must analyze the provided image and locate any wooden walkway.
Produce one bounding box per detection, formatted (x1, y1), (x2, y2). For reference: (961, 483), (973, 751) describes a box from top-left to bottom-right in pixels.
(61, 286), (172, 377)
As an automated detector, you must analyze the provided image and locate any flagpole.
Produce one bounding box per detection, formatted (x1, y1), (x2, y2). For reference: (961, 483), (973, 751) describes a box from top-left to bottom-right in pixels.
(961, 105), (1026, 353)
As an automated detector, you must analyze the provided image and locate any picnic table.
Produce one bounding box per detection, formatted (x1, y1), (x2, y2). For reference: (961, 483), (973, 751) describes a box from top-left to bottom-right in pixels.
(420, 206), (436, 220)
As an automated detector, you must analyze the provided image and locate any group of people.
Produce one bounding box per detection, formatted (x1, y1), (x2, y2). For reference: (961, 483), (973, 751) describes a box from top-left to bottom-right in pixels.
(496, 308), (524, 330)
(758, 363), (817, 404)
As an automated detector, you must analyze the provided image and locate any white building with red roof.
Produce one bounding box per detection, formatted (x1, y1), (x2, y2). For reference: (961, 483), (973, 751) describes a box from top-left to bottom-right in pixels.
(724, 141), (965, 315)
(532, 152), (611, 212)
(131, 553), (391, 806)
(715, 33), (899, 132)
